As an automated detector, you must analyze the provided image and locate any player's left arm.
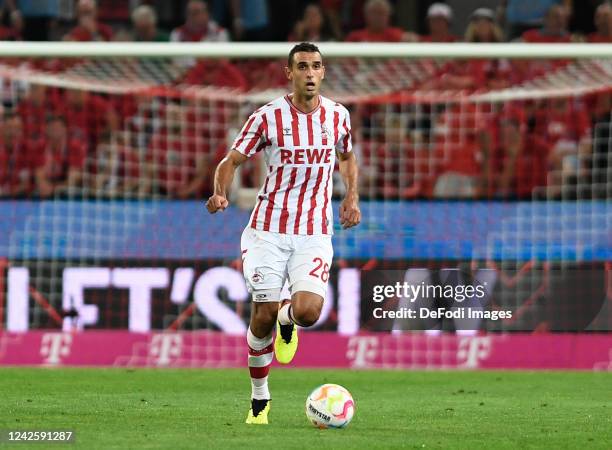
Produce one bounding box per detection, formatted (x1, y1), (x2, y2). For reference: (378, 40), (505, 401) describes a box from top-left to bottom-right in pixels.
(337, 150), (361, 229)
(336, 107), (360, 229)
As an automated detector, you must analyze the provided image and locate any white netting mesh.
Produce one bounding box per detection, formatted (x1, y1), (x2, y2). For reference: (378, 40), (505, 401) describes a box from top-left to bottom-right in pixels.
(0, 50), (609, 332)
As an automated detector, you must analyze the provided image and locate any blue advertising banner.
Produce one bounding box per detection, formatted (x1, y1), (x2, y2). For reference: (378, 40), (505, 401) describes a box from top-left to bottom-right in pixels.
(0, 200), (610, 260)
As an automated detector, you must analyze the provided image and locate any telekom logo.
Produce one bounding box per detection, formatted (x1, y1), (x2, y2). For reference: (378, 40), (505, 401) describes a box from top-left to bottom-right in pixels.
(593, 350), (612, 371)
(346, 336), (379, 368)
(40, 333), (73, 365)
(149, 334), (183, 366)
(457, 337), (492, 368)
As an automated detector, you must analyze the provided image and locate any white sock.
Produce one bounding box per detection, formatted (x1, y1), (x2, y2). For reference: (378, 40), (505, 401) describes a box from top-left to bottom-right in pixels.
(277, 303), (292, 325)
(251, 376), (270, 400)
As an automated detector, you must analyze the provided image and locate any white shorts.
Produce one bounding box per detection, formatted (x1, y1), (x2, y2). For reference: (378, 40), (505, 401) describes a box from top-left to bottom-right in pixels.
(240, 227), (333, 302)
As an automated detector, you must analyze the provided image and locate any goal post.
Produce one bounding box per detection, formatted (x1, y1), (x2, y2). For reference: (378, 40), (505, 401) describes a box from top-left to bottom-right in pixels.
(0, 42), (609, 335)
(0, 41), (609, 58)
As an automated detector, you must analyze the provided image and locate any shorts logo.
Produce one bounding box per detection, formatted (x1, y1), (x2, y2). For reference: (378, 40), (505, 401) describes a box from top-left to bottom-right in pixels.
(251, 270), (264, 283)
(255, 293), (268, 300)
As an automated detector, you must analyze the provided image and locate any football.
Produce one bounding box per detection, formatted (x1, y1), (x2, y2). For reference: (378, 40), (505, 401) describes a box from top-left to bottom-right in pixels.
(305, 384), (355, 429)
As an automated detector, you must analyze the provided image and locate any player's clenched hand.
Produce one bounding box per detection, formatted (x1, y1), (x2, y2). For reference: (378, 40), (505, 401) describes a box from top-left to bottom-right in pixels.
(339, 195), (361, 229)
(206, 194), (229, 214)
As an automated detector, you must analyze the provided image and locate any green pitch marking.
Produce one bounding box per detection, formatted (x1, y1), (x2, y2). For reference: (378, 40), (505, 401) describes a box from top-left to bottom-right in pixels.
(0, 368), (610, 449)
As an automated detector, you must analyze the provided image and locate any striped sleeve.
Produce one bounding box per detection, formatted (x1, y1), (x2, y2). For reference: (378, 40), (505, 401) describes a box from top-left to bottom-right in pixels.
(335, 106), (352, 154)
(231, 112), (269, 157)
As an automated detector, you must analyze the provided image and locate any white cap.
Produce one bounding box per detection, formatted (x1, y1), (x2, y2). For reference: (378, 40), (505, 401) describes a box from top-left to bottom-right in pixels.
(471, 7), (495, 21)
(427, 3), (452, 21)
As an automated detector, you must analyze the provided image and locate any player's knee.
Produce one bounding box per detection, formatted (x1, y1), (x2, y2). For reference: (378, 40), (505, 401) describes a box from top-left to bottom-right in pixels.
(297, 307), (320, 327)
(292, 299), (322, 327)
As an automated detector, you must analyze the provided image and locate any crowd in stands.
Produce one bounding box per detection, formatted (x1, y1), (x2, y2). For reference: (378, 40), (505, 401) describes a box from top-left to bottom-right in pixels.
(0, 0), (610, 201)
(0, 0), (608, 44)
(356, 95), (607, 200)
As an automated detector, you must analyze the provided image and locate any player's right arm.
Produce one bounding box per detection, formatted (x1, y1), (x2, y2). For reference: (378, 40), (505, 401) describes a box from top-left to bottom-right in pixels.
(208, 110), (268, 213)
(206, 149), (248, 213)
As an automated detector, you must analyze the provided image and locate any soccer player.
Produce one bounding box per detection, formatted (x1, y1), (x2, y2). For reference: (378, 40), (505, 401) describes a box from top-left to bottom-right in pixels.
(206, 42), (360, 424)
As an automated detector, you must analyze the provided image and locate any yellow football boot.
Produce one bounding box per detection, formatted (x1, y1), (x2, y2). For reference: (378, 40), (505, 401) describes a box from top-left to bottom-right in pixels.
(245, 400), (270, 425)
(274, 301), (298, 364)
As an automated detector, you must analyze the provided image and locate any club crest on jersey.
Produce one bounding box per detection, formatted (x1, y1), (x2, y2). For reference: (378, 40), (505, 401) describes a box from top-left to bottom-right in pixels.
(283, 127), (292, 136)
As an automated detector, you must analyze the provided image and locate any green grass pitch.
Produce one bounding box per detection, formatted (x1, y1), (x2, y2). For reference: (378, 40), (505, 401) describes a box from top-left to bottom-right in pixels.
(0, 368), (610, 449)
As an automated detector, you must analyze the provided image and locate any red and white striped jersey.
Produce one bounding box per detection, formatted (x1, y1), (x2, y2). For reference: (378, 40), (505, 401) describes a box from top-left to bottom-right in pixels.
(232, 94), (352, 235)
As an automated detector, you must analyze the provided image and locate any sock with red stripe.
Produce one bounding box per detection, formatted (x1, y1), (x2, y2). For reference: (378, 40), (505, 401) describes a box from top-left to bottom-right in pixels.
(247, 327), (273, 413)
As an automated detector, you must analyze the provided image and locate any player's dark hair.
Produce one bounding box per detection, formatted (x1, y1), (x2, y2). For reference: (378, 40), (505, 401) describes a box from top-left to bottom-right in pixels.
(288, 42), (322, 67)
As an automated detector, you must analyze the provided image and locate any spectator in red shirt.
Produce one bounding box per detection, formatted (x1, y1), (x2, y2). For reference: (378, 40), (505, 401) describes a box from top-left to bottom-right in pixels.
(183, 59), (248, 91)
(424, 9), (508, 91)
(315, 0), (346, 40)
(146, 104), (211, 198)
(321, 0), (368, 36)
(587, 3), (612, 43)
(431, 103), (497, 198)
(0, 113), (35, 197)
(465, 8), (504, 42)
(56, 89), (118, 151)
(420, 3), (458, 43)
(34, 116), (87, 198)
(485, 114), (550, 199)
(288, 3), (336, 42)
(517, 5), (572, 78)
(130, 4), (169, 42)
(522, 4), (571, 43)
(463, 9), (510, 89)
(233, 58), (287, 90)
(505, 59), (548, 85)
(170, 0), (229, 68)
(535, 97), (591, 148)
(432, 139), (484, 198)
(345, 0), (416, 42)
(93, 131), (143, 197)
(0, 9), (23, 40)
(64, 0), (113, 42)
(170, 0), (229, 43)
(361, 115), (423, 199)
(535, 97), (592, 192)
(17, 84), (49, 140)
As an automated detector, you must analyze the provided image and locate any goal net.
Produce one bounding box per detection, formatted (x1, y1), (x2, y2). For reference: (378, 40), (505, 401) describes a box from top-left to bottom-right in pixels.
(0, 43), (610, 335)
